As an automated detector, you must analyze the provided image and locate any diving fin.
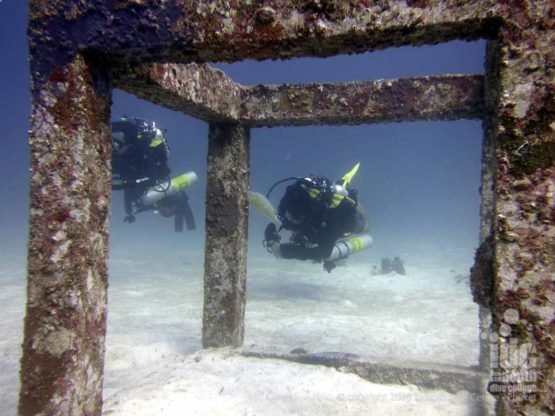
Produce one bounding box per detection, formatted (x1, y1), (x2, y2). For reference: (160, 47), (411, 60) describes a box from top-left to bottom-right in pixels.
(340, 162), (360, 187)
(248, 191), (282, 227)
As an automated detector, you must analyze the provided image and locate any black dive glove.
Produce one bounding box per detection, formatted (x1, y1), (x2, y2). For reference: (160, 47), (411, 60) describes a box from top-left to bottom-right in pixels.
(264, 223), (281, 244)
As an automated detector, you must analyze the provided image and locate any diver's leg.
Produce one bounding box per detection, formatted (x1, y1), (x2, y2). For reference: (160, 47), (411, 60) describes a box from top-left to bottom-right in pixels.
(180, 192), (196, 230)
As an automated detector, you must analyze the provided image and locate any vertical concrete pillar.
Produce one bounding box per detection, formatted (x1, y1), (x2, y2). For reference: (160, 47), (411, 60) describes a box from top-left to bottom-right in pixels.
(202, 123), (250, 348)
(475, 38), (501, 369)
(480, 38), (501, 247)
(18, 55), (112, 416)
(489, 12), (555, 415)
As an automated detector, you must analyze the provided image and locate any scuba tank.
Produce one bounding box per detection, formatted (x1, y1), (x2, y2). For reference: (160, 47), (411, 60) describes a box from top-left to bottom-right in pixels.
(326, 233), (373, 262)
(139, 171), (198, 207)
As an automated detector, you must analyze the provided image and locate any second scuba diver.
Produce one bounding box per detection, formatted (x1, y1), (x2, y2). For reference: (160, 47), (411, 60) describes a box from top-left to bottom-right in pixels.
(111, 116), (197, 232)
(260, 163), (372, 272)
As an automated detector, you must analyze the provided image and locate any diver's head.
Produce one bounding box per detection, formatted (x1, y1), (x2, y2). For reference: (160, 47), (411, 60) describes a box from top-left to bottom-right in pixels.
(153, 127), (166, 143)
(277, 181), (313, 228)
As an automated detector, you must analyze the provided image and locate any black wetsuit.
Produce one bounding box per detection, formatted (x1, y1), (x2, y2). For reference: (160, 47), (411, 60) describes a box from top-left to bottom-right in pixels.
(111, 119), (195, 231)
(276, 178), (364, 261)
(111, 119), (170, 191)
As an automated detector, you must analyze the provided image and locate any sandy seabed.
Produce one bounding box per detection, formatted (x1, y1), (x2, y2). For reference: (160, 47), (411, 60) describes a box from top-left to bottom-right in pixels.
(1, 235), (486, 415)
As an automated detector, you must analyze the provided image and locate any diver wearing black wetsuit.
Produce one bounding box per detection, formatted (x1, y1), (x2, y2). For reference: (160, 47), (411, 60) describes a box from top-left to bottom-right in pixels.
(111, 117), (195, 232)
(264, 173), (367, 272)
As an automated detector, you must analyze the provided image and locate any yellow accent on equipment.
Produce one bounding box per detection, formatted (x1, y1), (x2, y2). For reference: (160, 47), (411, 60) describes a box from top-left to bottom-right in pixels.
(139, 172), (198, 206)
(327, 233), (373, 262)
(172, 173), (194, 192)
(149, 138), (163, 147)
(149, 129), (165, 147)
(341, 162), (360, 187)
(331, 192), (346, 208)
(350, 237), (364, 253)
(307, 188), (320, 199)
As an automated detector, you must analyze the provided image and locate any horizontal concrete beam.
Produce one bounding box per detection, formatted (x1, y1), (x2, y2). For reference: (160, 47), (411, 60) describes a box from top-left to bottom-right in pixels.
(241, 349), (484, 394)
(30, 1), (500, 86)
(241, 74), (485, 126)
(113, 63), (243, 123)
(115, 66), (484, 126)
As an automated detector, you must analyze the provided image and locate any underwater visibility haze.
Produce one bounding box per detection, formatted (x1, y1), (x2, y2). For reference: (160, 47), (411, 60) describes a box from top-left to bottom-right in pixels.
(0, 1), (487, 413)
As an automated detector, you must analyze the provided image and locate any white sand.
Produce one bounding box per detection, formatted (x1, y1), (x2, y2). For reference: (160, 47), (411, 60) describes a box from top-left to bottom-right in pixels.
(102, 350), (481, 416)
(0, 232), (483, 415)
(0, 261), (25, 416)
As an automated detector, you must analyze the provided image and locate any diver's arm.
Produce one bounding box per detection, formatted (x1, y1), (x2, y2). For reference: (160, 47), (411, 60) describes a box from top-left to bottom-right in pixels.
(123, 185), (155, 222)
(264, 223), (336, 264)
(279, 242), (333, 261)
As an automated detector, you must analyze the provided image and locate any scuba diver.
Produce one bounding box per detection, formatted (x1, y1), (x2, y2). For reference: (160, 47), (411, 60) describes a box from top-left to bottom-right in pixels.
(111, 116), (197, 232)
(255, 163), (372, 273)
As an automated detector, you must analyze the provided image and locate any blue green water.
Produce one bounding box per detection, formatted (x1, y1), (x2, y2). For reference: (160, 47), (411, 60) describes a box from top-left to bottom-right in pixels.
(0, 0), (484, 267)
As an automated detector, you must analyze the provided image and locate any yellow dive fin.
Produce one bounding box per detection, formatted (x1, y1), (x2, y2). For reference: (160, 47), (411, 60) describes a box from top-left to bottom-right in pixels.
(341, 162), (360, 187)
(248, 191), (282, 227)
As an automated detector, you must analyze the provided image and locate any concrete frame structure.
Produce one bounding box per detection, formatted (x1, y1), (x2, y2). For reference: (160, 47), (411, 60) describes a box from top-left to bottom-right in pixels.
(21, 1), (553, 415)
